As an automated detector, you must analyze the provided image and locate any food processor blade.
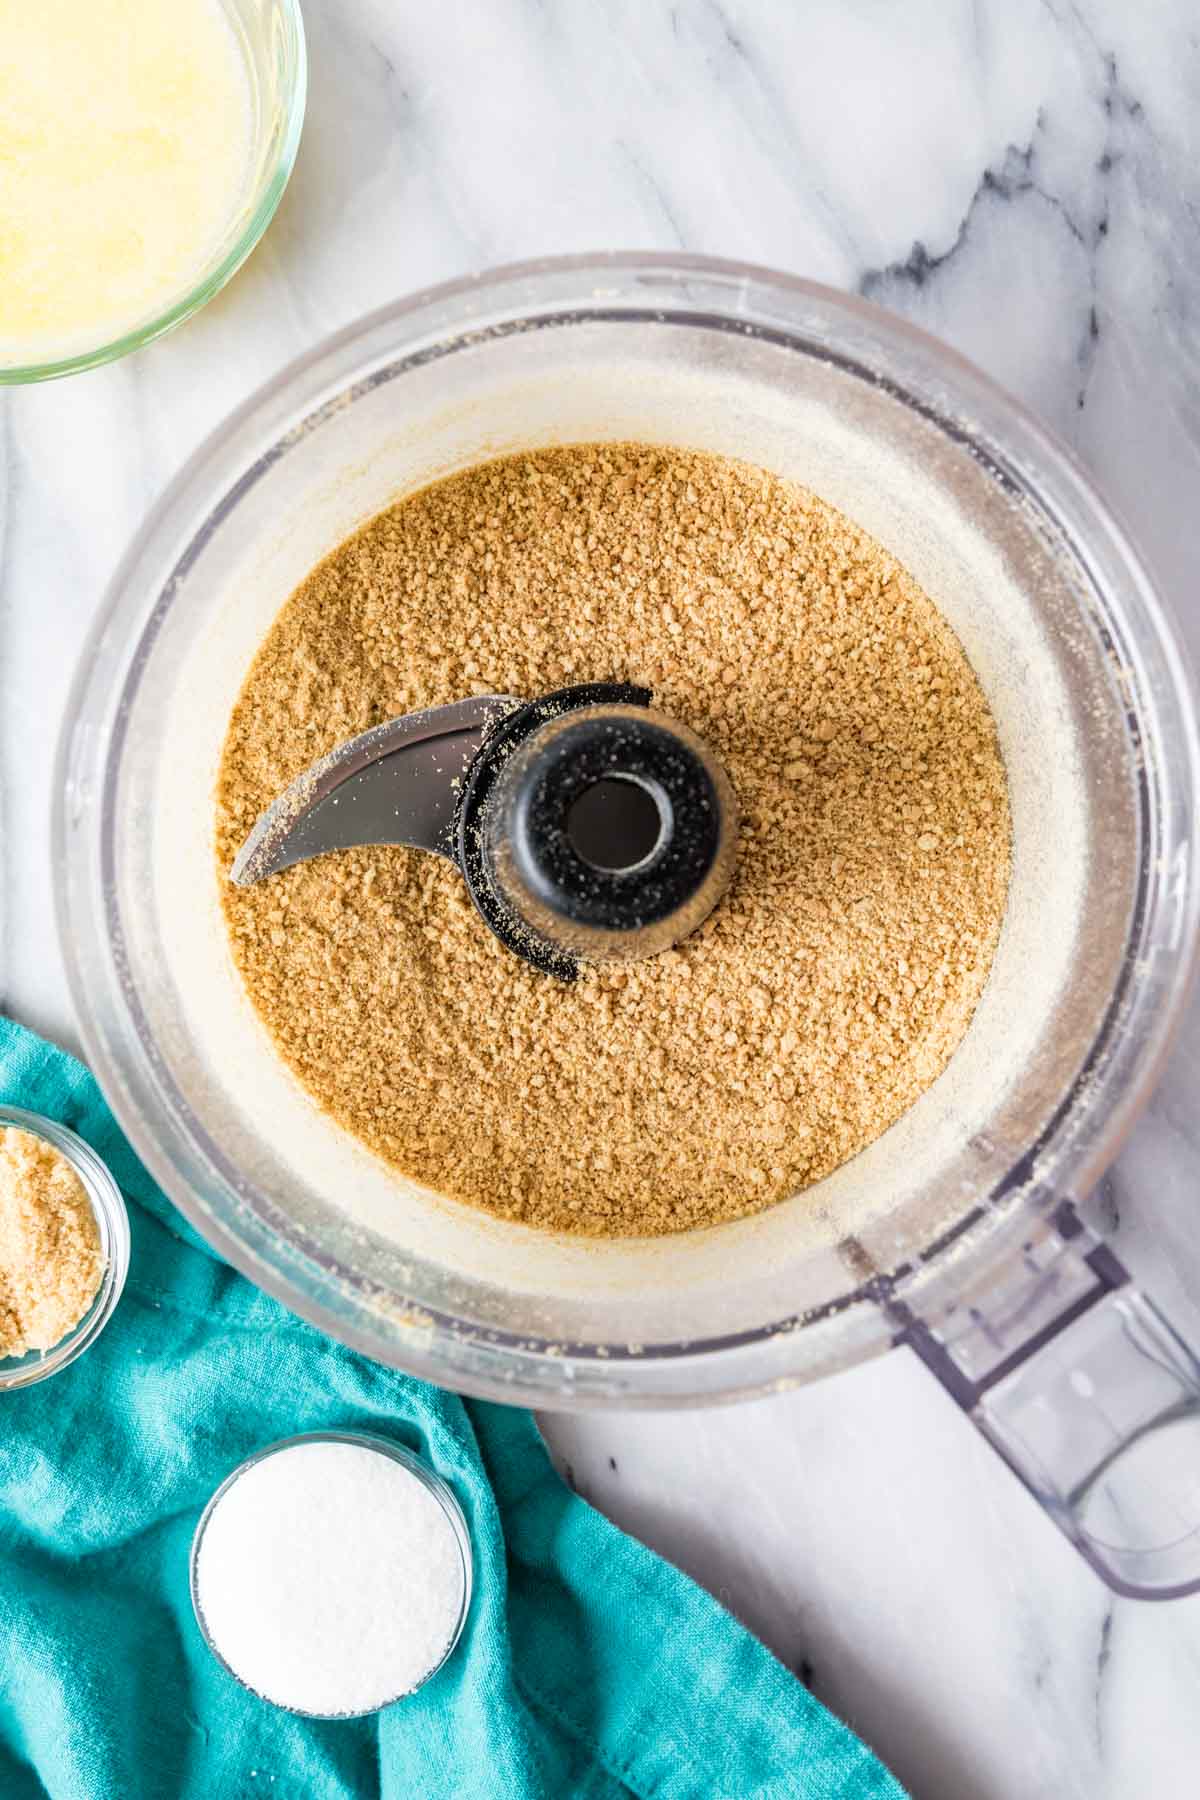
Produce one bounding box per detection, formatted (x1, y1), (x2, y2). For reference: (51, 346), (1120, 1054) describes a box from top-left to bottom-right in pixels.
(230, 681), (739, 978)
(229, 694), (517, 884)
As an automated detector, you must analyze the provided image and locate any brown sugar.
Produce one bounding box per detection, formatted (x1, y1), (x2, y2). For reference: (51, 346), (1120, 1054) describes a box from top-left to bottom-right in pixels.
(0, 1127), (104, 1356)
(215, 445), (1011, 1237)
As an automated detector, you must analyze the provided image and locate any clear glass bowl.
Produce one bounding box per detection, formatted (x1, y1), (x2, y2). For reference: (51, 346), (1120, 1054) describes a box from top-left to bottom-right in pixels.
(189, 1430), (473, 1716)
(55, 255), (1200, 1412)
(0, 0), (306, 385)
(0, 1105), (130, 1390)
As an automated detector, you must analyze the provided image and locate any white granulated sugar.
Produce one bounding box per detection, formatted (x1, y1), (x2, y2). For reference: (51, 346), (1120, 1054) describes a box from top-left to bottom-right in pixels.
(194, 1440), (466, 1715)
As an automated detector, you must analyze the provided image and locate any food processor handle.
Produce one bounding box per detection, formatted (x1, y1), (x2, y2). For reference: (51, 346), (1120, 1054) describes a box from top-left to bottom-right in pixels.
(895, 1200), (1200, 1600)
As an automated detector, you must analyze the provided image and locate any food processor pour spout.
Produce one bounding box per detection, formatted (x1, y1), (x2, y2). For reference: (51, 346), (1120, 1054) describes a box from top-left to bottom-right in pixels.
(231, 681), (739, 979)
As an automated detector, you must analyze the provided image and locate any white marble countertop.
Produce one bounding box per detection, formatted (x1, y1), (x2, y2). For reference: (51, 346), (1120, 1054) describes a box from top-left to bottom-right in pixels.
(4, 2), (1200, 1794)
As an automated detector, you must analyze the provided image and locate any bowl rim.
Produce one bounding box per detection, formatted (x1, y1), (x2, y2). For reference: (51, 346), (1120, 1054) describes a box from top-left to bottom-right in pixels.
(0, 0), (308, 386)
(189, 1428), (474, 1717)
(53, 252), (1200, 1405)
(0, 1104), (131, 1389)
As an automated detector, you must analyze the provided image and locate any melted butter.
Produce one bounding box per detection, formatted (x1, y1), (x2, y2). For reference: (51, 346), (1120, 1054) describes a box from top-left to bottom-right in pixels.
(0, 0), (252, 364)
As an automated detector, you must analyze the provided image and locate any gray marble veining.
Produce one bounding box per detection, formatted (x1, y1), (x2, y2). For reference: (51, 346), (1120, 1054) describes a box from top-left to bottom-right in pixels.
(3, 3), (1200, 1795)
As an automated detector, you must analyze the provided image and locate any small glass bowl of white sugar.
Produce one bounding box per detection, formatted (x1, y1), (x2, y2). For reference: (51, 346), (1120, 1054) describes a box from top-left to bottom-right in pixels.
(189, 1430), (473, 1717)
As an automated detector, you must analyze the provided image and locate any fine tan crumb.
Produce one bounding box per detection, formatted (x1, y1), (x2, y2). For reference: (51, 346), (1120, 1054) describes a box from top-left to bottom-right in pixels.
(0, 1127), (104, 1356)
(215, 444), (1011, 1238)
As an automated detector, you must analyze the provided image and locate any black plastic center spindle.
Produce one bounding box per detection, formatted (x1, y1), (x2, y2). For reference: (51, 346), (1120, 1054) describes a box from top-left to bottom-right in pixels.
(564, 775), (670, 872)
(454, 683), (738, 978)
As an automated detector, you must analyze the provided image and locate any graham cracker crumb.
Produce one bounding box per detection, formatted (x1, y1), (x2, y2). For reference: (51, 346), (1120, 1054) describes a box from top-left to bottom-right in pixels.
(0, 1127), (104, 1356)
(215, 445), (1011, 1238)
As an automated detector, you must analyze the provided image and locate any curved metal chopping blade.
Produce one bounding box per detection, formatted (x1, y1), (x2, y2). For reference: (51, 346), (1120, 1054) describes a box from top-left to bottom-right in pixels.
(230, 694), (517, 886)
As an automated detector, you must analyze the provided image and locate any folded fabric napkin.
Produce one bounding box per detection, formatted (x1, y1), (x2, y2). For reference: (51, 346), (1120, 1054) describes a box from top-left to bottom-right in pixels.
(0, 1018), (904, 1800)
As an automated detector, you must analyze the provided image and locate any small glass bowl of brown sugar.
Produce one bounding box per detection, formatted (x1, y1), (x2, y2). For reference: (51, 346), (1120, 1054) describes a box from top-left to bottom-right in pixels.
(0, 1105), (130, 1391)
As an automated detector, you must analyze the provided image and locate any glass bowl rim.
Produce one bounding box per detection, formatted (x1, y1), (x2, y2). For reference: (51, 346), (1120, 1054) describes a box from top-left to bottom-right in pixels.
(0, 0), (307, 386)
(0, 1103), (131, 1390)
(189, 1427), (474, 1717)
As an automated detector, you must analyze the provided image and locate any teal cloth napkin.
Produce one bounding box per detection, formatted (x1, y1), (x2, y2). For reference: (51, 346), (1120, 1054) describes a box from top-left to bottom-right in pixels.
(0, 1018), (905, 1800)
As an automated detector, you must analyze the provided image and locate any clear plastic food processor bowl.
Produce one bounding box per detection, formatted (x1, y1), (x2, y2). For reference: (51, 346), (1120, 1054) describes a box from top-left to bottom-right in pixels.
(58, 256), (1200, 1597)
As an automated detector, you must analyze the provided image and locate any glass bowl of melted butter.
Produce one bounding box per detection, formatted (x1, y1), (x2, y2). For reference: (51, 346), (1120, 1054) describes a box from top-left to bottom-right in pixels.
(0, 0), (306, 383)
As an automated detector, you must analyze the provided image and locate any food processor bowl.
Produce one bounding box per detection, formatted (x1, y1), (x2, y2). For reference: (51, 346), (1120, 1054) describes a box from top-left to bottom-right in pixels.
(57, 255), (1200, 1596)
